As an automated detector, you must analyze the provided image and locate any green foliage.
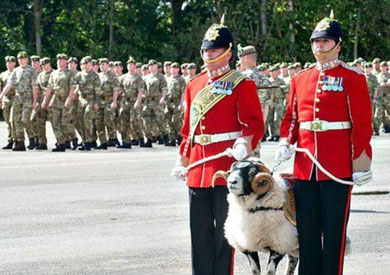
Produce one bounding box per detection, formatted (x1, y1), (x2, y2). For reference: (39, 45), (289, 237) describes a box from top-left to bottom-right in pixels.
(0, 0), (390, 71)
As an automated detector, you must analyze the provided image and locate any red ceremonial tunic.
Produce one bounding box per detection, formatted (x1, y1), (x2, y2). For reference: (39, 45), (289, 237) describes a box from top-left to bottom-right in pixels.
(179, 70), (264, 188)
(280, 61), (372, 181)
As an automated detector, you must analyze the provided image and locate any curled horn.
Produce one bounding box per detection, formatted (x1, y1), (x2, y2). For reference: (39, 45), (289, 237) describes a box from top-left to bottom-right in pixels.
(212, 170), (228, 188)
(255, 162), (271, 174)
(251, 173), (275, 195)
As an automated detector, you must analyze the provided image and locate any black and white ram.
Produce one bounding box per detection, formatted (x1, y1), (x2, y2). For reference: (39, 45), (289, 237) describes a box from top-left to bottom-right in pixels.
(213, 158), (298, 275)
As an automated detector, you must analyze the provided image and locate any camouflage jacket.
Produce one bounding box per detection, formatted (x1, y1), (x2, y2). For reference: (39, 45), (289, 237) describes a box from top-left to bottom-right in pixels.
(241, 66), (271, 105)
(365, 73), (380, 103)
(144, 72), (167, 103)
(0, 70), (15, 98)
(47, 68), (76, 99)
(377, 72), (390, 99)
(166, 75), (186, 106)
(98, 70), (120, 102)
(74, 70), (101, 99)
(37, 70), (53, 97)
(120, 73), (145, 103)
(269, 77), (286, 101)
(10, 65), (37, 92)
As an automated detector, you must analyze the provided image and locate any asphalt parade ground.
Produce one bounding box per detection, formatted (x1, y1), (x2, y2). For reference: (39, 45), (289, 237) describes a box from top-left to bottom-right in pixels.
(0, 122), (389, 275)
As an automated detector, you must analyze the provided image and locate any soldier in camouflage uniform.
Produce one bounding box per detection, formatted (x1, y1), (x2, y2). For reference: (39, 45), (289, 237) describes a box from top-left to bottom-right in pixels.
(372, 58), (381, 75)
(0, 51), (38, 151)
(114, 61), (124, 136)
(141, 64), (150, 78)
(95, 58), (121, 149)
(142, 59), (168, 147)
(376, 61), (390, 133)
(136, 63), (142, 77)
(72, 56), (101, 151)
(164, 62), (185, 146)
(187, 63), (197, 79)
(181, 63), (190, 83)
(163, 61), (172, 79)
(118, 57), (145, 148)
(364, 62), (381, 135)
(42, 54), (77, 152)
(267, 65), (286, 141)
(92, 59), (99, 73)
(0, 56), (17, 149)
(238, 45), (271, 145)
(34, 57), (53, 150)
(30, 55), (43, 147)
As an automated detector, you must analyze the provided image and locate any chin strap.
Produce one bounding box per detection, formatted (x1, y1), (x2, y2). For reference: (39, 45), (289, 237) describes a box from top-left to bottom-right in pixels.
(313, 39), (342, 58)
(201, 43), (232, 64)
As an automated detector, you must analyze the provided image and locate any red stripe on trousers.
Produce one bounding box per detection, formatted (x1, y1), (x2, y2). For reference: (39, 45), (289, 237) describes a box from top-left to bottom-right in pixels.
(338, 186), (352, 275)
(230, 248), (235, 275)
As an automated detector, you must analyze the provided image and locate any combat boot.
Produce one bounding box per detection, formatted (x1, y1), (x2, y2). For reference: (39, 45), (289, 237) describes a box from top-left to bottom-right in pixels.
(71, 138), (78, 150)
(34, 136), (39, 147)
(118, 142), (131, 149)
(64, 141), (71, 149)
(78, 142), (92, 151)
(27, 138), (37, 150)
(163, 134), (169, 145)
(177, 136), (182, 146)
(90, 140), (97, 148)
(107, 139), (116, 147)
(139, 137), (145, 147)
(273, 136), (280, 142)
(165, 140), (176, 147)
(131, 139), (139, 146)
(35, 143), (48, 150)
(95, 143), (108, 150)
(384, 125), (390, 133)
(2, 141), (13, 150)
(52, 144), (66, 152)
(12, 141), (26, 151)
(144, 138), (153, 148)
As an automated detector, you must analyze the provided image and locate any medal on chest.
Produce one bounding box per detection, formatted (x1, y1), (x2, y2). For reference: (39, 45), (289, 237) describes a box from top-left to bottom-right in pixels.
(321, 76), (344, 92)
(211, 80), (233, 95)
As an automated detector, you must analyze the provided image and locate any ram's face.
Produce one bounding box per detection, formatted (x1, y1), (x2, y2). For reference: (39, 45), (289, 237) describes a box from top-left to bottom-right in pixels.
(227, 161), (259, 196)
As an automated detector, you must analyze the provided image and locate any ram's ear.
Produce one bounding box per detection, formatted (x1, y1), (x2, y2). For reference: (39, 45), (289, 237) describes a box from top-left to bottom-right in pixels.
(251, 173), (274, 195)
(212, 170), (228, 188)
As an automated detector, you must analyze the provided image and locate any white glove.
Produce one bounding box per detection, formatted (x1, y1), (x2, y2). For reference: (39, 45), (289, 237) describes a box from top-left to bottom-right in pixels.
(352, 171), (373, 186)
(170, 156), (188, 181)
(232, 143), (248, 160)
(275, 145), (294, 162)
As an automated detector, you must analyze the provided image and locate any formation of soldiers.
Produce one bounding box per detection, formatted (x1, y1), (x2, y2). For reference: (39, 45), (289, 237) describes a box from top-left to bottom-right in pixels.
(0, 50), (388, 152)
(0, 51), (193, 151)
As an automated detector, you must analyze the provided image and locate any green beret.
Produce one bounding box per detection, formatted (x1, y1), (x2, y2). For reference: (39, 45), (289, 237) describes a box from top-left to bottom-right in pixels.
(294, 62), (302, 68)
(373, 58), (381, 63)
(380, 61), (387, 67)
(237, 45), (257, 58)
(363, 62), (372, 68)
(127, 56), (136, 64)
(136, 62), (142, 68)
(17, 51), (28, 59)
(387, 61), (390, 66)
(80, 56), (93, 64)
(171, 62), (180, 68)
(181, 63), (188, 69)
(30, 55), (41, 62)
(68, 57), (78, 63)
(269, 64), (280, 72)
(164, 61), (172, 66)
(92, 59), (98, 65)
(287, 65), (294, 70)
(5, 56), (16, 62)
(257, 64), (265, 71)
(109, 61), (114, 66)
(114, 61), (122, 66)
(141, 64), (148, 70)
(148, 59), (157, 66)
(280, 62), (288, 68)
(157, 62), (162, 67)
(187, 63), (196, 69)
(304, 62), (312, 69)
(40, 57), (51, 65)
(56, 53), (68, 60)
(99, 58), (109, 64)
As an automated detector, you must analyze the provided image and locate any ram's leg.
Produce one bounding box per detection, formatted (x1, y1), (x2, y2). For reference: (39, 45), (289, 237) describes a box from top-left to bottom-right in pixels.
(243, 250), (261, 275)
(266, 249), (284, 275)
(285, 254), (299, 275)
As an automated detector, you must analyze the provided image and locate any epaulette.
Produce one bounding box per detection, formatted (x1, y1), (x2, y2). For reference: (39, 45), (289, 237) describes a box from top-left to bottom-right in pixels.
(296, 63), (316, 75)
(340, 62), (364, 75)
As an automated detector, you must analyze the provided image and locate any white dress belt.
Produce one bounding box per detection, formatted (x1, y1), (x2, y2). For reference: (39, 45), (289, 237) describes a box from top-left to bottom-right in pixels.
(194, 131), (241, 145)
(300, 120), (351, 131)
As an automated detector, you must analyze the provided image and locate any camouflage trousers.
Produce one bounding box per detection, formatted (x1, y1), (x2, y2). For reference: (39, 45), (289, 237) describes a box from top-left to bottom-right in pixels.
(375, 100), (390, 129)
(69, 98), (83, 139)
(372, 104), (380, 134)
(268, 100), (285, 136)
(164, 104), (182, 141)
(119, 101), (143, 142)
(50, 97), (76, 145)
(142, 103), (166, 138)
(78, 98), (96, 143)
(96, 102), (117, 144)
(12, 92), (34, 142)
(2, 96), (16, 143)
(32, 103), (50, 144)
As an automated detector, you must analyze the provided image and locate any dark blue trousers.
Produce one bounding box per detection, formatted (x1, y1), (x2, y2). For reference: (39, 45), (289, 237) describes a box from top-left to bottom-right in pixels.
(294, 174), (352, 275)
(188, 186), (234, 275)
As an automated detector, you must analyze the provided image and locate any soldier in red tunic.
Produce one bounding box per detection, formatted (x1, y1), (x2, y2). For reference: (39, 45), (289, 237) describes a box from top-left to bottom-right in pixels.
(172, 21), (264, 274)
(276, 12), (373, 275)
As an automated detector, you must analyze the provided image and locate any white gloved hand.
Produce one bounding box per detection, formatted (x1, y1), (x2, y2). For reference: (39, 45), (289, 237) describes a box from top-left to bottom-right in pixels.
(231, 143), (248, 160)
(171, 156), (188, 181)
(275, 145), (294, 162)
(352, 171), (373, 186)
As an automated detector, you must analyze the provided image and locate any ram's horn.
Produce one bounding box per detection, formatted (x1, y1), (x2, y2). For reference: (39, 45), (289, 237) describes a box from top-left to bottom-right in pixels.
(212, 170), (228, 188)
(251, 173), (275, 195)
(255, 162), (271, 174)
